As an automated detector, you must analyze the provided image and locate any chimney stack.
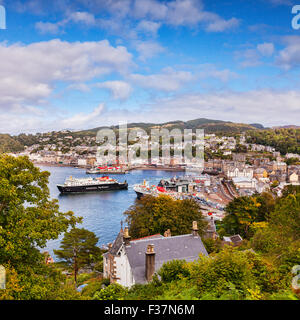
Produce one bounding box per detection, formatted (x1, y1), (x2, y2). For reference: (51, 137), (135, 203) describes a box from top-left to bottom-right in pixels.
(164, 229), (171, 237)
(192, 221), (198, 236)
(145, 244), (155, 282)
(123, 227), (131, 246)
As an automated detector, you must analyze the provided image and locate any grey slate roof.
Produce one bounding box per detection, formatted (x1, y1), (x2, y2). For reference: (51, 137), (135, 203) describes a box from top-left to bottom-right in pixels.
(109, 229), (124, 255)
(223, 234), (243, 245)
(125, 234), (208, 284)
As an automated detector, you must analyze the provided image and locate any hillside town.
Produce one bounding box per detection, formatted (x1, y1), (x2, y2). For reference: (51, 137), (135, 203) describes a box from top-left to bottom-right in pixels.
(9, 130), (300, 205)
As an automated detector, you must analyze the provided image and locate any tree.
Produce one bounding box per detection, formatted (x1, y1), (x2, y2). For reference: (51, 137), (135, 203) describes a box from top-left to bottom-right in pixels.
(54, 228), (102, 285)
(0, 155), (80, 265)
(124, 195), (207, 239)
(0, 155), (82, 299)
(221, 193), (274, 239)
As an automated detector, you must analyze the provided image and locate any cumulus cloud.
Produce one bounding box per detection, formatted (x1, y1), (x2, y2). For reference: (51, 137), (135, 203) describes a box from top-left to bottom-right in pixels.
(32, 0), (239, 35)
(35, 22), (62, 34)
(3, 88), (300, 134)
(142, 89), (300, 126)
(136, 20), (161, 36)
(257, 42), (274, 57)
(0, 39), (133, 112)
(237, 42), (275, 67)
(205, 17), (240, 32)
(68, 11), (96, 25)
(276, 36), (300, 70)
(60, 103), (105, 129)
(132, 0), (239, 31)
(95, 81), (132, 101)
(134, 40), (165, 60)
(198, 65), (239, 82)
(36, 11), (96, 34)
(130, 67), (194, 91)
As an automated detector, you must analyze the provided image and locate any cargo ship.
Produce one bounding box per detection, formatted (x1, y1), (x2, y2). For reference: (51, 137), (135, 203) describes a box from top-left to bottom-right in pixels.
(57, 176), (128, 194)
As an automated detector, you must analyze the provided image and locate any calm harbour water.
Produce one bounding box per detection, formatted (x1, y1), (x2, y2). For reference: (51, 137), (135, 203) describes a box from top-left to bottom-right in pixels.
(39, 165), (184, 257)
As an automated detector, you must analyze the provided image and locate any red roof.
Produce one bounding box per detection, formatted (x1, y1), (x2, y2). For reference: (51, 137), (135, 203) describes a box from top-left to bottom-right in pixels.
(131, 234), (162, 241)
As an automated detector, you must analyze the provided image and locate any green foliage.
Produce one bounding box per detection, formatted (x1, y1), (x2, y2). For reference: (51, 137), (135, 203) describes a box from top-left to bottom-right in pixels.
(247, 128), (300, 155)
(124, 195), (207, 239)
(222, 193), (274, 239)
(188, 248), (257, 298)
(0, 134), (24, 153)
(158, 260), (190, 283)
(54, 228), (102, 284)
(0, 263), (82, 300)
(0, 155), (81, 265)
(0, 155), (83, 299)
(93, 283), (128, 300)
(202, 238), (223, 254)
(125, 281), (165, 300)
(81, 279), (105, 298)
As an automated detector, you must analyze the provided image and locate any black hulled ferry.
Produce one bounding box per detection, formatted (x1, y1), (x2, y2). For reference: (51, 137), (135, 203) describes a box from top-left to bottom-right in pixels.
(57, 176), (128, 194)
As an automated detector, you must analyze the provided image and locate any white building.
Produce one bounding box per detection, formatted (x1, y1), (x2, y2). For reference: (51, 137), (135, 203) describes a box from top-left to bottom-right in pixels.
(103, 224), (208, 287)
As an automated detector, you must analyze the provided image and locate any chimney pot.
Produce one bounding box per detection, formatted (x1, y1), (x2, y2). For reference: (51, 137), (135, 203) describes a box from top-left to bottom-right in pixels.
(164, 229), (171, 237)
(123, 227), (131, 245)
(145, 244), (155, 281)
(192, 220), (198, 236)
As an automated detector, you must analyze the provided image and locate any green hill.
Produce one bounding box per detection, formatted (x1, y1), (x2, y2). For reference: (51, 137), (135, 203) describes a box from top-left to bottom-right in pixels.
(0, 134), (24, 153)
(85, 118), (262, 134)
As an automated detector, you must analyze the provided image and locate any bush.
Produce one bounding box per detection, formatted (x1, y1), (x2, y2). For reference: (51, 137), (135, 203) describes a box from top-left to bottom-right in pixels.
(158, 260), (190, 283)
(93, 283), (128, 300)
(81, 280), (105, 298)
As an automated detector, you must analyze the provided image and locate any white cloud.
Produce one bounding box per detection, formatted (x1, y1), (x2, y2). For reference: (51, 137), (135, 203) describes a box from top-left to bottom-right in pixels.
(205, 17), (240, 32)
(132, 0), (240, 31)
(198, 65), (239, 82)
(36, 11), (96, 34)
(130, 67), (194, 91)
(237, 43), (275, 68)
(141, 89), (300, 126)
(35, 21), (61, 34)
(276, 36), (300, 70)
(134, 40), (165, 60)
(133, 0), (168, 20)
(0, 39), (133, 112)
(95, 81), (132, 100)
(257, 42), (274, 56)
(35, 0), (240, 35)
(68, 11), (96, 25)
(136, 20), (161, 36)
(3, 88), (300, 134)
(60, 103), (105, 129)
(67, 83), (91, 92)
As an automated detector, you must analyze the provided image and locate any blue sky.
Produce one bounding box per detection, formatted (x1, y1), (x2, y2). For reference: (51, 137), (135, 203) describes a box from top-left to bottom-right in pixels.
(0, 0), (300, 133)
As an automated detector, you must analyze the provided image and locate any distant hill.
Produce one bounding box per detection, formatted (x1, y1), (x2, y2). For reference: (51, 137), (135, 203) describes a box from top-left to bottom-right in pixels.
(0, 118), (265, 154)
(272, 125), (300, 129)
(250, 123), (265, 129)
(83, 118), (263, 135)
(0, 134), (24, 153)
